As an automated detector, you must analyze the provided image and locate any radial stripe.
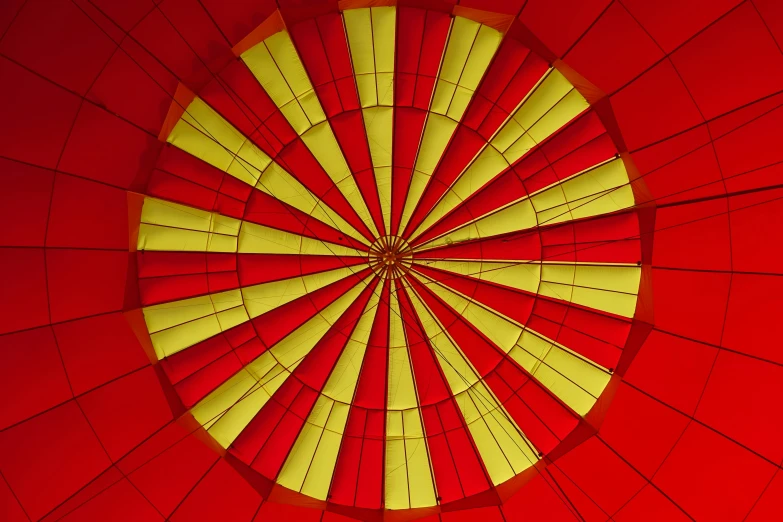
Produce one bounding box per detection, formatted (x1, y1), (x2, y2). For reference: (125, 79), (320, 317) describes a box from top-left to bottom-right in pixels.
(412, 259), (641, 319)
(396, 17), (503, 236)
(190, 272), (374, 448)
(143, 289), (249, 359)
(344, 7), (396, 236)
(408, 69), (591, 243)
(165, 96), (372, 247)
(328, 280), (391, 508)
(409, 272), (612, 416)
(413, 158), (633, 252)
(241, 264), (368, 319)
(396, 286), (493, 502)
(276, 286), (382, 499)
(401, 278), (539, 485)
(244, 279), (381, 479)
(385, 279), (437, 509)
(238, 221), (365, 257)
(243, 30), (381, 239)
(138, 197), (241, 253)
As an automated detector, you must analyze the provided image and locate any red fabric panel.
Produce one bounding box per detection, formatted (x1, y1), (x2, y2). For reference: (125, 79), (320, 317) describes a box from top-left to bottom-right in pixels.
(0, 402), (111, 521)
(653, 423), (776, 522)
(671, 2), (783, 119)
(521, 0), (612, 58)
(122, 426), (218, 517)
(0, 327), (72, 430)
(0, 248), (49, 334)
(624, 330), (717, 414)
(696, 350), (783, 463)
(0, 159), (54, 247)
(47, 174), (130, 249)
(169, 459), (262, 521)
(599, 383), (689, 478)
(651, 268), (730, 345)
(613, 484), (691, 522)
(54, 313), (150, 395)
(722, 273), (783, 364)
(555, 436), (646, 516)
(58, 103), (162, 189)
(58, 479), (163, 522)
(0, 0), (116, 95)
(566, 3), (664, 94)
(78, 367), (173, 461)
(0, 58), (81, 169)
(47, 249), (129, 323)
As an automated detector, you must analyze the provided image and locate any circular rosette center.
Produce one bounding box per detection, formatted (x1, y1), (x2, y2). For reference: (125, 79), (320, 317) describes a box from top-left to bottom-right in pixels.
(367, 235), (413, 279)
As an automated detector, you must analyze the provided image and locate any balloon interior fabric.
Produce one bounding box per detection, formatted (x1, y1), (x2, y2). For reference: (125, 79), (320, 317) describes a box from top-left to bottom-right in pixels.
(1, 1), (782, 521)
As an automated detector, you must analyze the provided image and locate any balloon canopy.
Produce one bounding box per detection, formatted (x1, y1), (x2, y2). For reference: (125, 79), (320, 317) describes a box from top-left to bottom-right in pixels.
(1, 1), (782, 521)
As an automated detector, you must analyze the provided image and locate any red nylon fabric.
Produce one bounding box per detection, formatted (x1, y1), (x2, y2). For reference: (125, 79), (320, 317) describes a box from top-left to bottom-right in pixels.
(1, 1), (783, 521)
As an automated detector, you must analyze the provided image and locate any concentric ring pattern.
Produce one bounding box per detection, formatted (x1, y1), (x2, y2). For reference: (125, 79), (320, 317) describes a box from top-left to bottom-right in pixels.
(136, 6), (644, 511)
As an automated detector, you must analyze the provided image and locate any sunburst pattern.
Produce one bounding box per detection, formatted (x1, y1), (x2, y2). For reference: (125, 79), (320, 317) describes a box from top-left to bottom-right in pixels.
(137, 6), (643, 511)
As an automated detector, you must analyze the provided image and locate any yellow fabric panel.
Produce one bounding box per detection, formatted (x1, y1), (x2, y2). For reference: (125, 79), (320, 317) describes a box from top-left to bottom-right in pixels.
(237, 221), (364, 256)
(431, 18), (501, 121)
(430, 80), (457, 116)
(280, 395), (352, 499)
(413, 260), (542, 295)
(398, 171), (430, 237)
(270, 273), (372, 368)
(510, 329), (611, 415)
(526, 89), (589, 146)
(418, 198), (537, 252)
(439, 18), (480, 85)
(531, 159), (633, 225)
(372, 7), (395, 74)
(460, 25), (503, 90)
(510, 69), (573, 132)
(403, 283), (479, 394)
(404, 284), (538, 485)
(168, 97), (273, 186)
(300, 122), (379, 236)
(397, 114), (458, 234)
(387, 281), (418, 410)
(144, 294), (217, 334)
(403, 411), (437, 508)
(501, 91), (588, 165)
(418, 158), (632, 250)
(355, 75), (379, 108)
(138, 197), (241, 253)
(344, 7), (396, 108)
(256, 162), (370, 247)
(415, 114), (458, 176)
(539, 263), (641, 317)
(413, 273), (522, 353)
(141, 197), (214, 232)
(410, 146), (509, 241)
(194, 277), (366, 448)
(191, 352), (293, 448)
(457, 382), (538, 484)
(375, 167), (393, 236)
(278, 420), (325, 492)
(363, 107), (393, 168)
(384, 409), (437, 509)
(321, 278), (381, 402)
(241, 265), (364, 319)
(172, 98), (245, 167)
(385, 437), (409, 509)
(137, 224), (208, 252)
(243, 31), (325, 134)
(144, 290), (248, 358)
(343, 9), (374, 75)
(149, 315), (222, 359)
